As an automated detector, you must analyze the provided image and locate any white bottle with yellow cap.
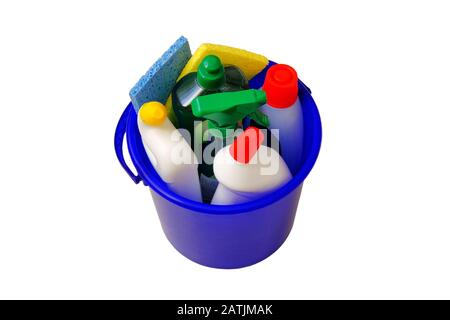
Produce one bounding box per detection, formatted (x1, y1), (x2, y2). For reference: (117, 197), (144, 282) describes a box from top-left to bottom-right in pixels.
(137, 101), (202, 202)
(211, 127), (292, 205)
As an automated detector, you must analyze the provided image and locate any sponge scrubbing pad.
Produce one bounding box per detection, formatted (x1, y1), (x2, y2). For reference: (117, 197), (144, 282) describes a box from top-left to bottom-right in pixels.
(129, 36), (191, 122)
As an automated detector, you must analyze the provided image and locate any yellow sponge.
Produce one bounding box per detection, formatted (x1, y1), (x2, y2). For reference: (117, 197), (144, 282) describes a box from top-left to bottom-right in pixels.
(177, 43), (268, 80)
(166, 43), (269, 123)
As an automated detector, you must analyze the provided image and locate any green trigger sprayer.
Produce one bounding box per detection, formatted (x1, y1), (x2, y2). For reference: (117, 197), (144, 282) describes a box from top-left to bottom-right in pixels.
(191, 89), (269, 138)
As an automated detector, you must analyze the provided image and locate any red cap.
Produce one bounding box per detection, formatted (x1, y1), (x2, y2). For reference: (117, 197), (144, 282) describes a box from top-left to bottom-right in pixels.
(262, 64), (298, 108)
(230, 127), (264, 164)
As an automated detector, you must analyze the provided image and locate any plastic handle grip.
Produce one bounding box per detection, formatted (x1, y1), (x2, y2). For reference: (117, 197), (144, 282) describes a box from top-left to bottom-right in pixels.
(114, 104), (142, 184)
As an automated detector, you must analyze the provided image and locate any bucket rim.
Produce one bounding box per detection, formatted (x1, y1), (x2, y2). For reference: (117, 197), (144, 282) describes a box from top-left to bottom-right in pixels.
(126, 62), (322, 215)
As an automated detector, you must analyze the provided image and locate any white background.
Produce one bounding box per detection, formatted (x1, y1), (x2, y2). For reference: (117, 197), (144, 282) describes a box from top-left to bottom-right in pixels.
(0, 0), (449, 299)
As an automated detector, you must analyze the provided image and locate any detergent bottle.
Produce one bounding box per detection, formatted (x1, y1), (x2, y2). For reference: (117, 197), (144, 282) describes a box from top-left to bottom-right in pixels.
(171, 55), (248, 140)
(261, 64), (303, 175)
(137, 101), (202, 202)
(211, 127), (292, 205)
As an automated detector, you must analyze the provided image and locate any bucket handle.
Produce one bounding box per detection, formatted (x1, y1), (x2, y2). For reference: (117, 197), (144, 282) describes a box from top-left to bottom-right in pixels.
(114, 104), (142, 184)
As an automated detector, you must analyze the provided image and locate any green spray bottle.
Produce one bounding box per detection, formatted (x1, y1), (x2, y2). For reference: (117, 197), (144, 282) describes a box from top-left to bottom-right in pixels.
(171, 55), (248, 143)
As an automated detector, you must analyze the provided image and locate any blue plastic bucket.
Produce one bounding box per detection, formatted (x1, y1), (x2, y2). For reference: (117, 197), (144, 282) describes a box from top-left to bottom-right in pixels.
(114, 62), (322, 268)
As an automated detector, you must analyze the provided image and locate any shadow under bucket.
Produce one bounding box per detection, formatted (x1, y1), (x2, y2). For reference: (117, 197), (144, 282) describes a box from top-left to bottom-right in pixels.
(114, 62), (322, 268)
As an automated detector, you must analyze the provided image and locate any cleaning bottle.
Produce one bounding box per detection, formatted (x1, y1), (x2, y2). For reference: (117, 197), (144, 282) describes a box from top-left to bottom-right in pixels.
(171, 55), (248, 140)
(211, 127), (292, 205)
(261, 64), (303, 175)
(191, 89), (269, 177)
(137, 101), (202, 202)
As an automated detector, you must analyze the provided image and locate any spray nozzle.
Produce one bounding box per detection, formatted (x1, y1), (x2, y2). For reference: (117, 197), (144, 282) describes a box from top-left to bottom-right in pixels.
(191, 89), (269, 137)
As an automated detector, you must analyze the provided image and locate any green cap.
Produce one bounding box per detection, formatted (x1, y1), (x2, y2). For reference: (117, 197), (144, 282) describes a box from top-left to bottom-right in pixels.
(197, 55), (225, 90)
(191, 89), (269, 138)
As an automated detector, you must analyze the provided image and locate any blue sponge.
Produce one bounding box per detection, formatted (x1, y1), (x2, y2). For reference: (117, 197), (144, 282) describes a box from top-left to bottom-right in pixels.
(129, 36), (191, 113)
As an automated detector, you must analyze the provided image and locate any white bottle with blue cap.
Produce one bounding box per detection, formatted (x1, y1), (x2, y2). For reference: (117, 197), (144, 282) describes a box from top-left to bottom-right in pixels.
(211, 127), (292, 205)
(260, 64), (304, 175)
(137, 101), (202, 202)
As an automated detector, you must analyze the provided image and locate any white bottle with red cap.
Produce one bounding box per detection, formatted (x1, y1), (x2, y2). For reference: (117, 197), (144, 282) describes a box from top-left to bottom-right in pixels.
(261, 64), (303, 175)
(211, 127), (292, 205)
(137, 101), (202, 202)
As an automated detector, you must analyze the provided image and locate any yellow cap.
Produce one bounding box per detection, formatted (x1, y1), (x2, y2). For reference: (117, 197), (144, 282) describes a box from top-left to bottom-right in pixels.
(139, 101), (168, 126)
